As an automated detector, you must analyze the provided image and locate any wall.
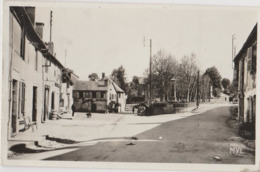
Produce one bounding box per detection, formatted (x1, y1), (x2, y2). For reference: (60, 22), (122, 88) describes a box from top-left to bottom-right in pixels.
(9, 12), (43, 133)
(42, 58), (62, 120)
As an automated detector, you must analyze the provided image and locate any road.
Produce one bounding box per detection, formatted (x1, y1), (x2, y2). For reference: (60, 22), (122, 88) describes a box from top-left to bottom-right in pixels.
(44, 106), (255, 164)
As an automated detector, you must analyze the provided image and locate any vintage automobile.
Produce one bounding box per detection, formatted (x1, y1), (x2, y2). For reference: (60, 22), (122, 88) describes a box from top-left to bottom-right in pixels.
(136, 103), (149, 116)
(232, 97), (238, 104)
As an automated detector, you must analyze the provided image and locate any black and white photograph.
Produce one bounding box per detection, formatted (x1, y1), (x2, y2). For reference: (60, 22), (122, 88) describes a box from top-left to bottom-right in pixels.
(1, 1), (259, 171)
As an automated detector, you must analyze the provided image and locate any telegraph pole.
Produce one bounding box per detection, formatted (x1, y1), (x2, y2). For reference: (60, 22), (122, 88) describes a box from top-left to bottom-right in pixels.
(232, 34), (236, 69)
(149, 39), (152, 104)
(50, 11), (53, 43)
(65, 49), (67, 67)
(143, 37), (153, 105)
(196, 70), (200, 108)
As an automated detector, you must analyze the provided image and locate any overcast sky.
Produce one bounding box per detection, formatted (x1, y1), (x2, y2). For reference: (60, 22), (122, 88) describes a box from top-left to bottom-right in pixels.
(35, 4), (258, 82)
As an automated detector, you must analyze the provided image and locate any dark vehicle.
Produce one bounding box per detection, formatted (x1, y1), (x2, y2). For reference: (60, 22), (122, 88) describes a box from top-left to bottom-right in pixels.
(233, 97), (238, 104)
(136, 103), (149, 116)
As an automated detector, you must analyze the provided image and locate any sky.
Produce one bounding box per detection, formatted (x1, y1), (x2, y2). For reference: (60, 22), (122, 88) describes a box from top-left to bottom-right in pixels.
(35, 4), (258, 82)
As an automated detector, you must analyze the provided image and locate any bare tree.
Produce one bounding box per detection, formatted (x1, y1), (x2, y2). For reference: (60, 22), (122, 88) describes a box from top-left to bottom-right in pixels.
(176, 53), (199, 102)
(151, 50), (178, 101)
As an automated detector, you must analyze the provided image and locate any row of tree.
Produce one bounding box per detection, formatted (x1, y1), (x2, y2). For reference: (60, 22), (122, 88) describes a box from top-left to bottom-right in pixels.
(88, 49), (232, 103)
(129, 50), (226, 102)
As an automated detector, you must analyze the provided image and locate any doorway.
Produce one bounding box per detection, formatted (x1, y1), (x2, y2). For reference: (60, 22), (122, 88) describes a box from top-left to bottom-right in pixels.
(11, 80), (18, 133)
(91, 103), (96, 112)
(51, 92), (55, 110)
(43, 87), (49, 122)
(32, 86), (37, 122)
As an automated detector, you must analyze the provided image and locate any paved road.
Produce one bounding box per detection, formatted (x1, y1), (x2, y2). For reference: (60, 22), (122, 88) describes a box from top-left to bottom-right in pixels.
(44, 106), (255, 164)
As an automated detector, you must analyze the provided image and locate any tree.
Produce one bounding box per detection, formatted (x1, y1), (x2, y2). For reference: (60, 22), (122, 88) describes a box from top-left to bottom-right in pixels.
(150, 50), (178, 101)
(176, 53), (199, 102)
(200, 74), (211, 102)
(88, 73), (99, 81)
(205, 66), (222, 97)
(221, 78), (231, 90)
(111, 65), (127, 92)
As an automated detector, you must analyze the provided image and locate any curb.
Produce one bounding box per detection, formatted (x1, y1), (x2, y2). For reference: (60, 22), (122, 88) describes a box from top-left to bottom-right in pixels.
(8, 135), (49, 152)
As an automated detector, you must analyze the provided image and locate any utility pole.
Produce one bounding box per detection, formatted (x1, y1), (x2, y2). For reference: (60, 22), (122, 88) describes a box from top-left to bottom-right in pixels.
(196, 70), (200, 108)
(65, 49), (67, 67)
(149, 39), (152, 104)
(143, 37), (153, 105)
(232, 34), (236, 69)
(208, 80), (211, 102)
(50, 11), (53, 43)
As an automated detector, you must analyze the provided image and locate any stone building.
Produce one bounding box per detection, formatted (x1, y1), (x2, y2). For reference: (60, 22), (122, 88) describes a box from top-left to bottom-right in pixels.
(233, 24), (257, 136)
(2, 7), (74, 138)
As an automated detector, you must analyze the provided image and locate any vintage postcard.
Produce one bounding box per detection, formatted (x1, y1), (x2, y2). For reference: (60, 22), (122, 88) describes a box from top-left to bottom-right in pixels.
(1, 0), (260, 172)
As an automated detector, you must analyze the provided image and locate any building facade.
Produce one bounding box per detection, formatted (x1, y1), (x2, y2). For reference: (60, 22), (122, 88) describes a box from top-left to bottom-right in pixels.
(73, 74), (126, 113)
(233, 24), (257, 137)
(3, 7), (74, 138)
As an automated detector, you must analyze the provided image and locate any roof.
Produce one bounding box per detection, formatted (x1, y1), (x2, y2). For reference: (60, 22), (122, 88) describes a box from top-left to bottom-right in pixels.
(11, 7), (65, 69)
(74, 81), (108, 91)
(100, 76), (125, 93)
(74, 76), (125, 93)
(112, 82), (124, 93)
(234, 23), (257, 62)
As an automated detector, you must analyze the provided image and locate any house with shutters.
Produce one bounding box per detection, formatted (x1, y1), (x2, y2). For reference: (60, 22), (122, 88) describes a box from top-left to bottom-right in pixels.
(73, 73), (126, 113)
(233, 23), (257, 137)
(2, 7), (75, 138)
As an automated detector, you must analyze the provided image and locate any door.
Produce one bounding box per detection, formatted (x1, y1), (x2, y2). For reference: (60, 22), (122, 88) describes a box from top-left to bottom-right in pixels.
(11, 80), (18, 133)
(91, 103), (96, 112)
(32, 86), (37, 122)
(51, 92), (55, 110)
(43, 88), (49, 121)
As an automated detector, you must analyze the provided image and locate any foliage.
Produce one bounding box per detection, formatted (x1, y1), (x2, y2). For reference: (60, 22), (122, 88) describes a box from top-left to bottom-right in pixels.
(205, 66), (222, 97)
(221, 78), (231, 90)
(205, 66), (222, 89)
(200, 74), (211, 102)
(88, 73), (99, 81)
(151, 50), (178, 101)
(111, 65), (128, 92)
(176, 53), (198, 102)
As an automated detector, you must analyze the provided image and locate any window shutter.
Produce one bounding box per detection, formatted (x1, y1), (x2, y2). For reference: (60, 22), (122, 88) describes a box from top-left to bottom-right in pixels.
(252, 45), (257, 73)
(247, 47), (252, 72)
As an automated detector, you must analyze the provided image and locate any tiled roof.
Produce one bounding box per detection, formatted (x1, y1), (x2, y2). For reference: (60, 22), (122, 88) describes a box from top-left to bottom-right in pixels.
(74, 80), (108, 91)
(112, 82), (124, 93)
(74, 77), (125, 93)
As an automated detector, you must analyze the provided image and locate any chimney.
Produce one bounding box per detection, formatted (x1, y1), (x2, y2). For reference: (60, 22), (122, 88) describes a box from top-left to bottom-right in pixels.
(102, 73), (105, 79)
(35, 22), (44, 39)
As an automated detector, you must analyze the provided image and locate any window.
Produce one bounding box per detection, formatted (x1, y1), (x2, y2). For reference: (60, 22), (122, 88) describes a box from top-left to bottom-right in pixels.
(96, 92), (101, 99)
(101, 92), (106, 99)
(92, 92), (96, 98)
(21, 82), (26, 116)
(35, 50), (38, 71)
(247, 47), (252, 72)
(252, 45), (257, 73)
(20, 27), (26, 60)
(12, 13), (25, 60)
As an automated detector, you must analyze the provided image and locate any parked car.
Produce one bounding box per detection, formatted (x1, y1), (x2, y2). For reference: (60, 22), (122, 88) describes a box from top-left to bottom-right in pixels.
(136, 103), (149, 116)
(233, 98), (238, 104)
